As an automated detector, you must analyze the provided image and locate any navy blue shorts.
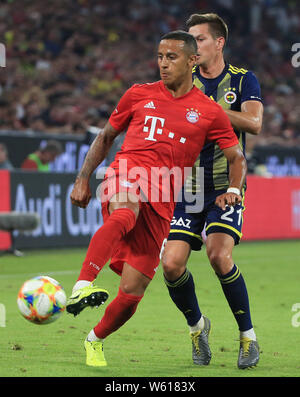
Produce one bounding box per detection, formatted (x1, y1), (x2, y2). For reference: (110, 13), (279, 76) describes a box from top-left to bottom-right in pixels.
(168, 189), (245, 251)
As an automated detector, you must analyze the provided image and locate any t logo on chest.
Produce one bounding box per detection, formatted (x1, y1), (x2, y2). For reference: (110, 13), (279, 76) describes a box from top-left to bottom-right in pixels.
(142, 115), (187, 145)
(143, 115), (165, 142)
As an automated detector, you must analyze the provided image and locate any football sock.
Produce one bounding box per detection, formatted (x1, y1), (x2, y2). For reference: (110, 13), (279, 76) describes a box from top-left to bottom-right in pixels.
(94, 288), (143, 339)
(216, 264), (253, 332)
(189, 316), (205, 333)
(72, 280), (91, 294)
(164, 269), (202, 326)
(240, 328), (256, 341)
(77, 208), (137, 282)
(87, 328), (102, 342)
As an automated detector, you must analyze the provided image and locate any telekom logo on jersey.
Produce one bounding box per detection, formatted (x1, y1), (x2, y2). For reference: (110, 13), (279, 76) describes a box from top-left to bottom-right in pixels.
(143, 116), (165, 142)
(143, 115), (186, 144)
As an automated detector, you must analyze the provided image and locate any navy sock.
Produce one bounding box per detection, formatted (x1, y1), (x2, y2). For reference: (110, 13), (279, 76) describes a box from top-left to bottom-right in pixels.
(164, 269), (201, 326)
(217, 264), (253, 332)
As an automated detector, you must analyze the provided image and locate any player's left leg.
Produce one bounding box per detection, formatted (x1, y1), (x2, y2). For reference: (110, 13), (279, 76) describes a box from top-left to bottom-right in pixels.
(205, 232), (259, 369)
(85, 263), (151, 366)
(163, 202), (211, 366)
(162, 240), (211, 366)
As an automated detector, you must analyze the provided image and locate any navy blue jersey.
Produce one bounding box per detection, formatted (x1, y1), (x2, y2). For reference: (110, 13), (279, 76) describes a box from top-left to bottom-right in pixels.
(188, 63), (262, 193)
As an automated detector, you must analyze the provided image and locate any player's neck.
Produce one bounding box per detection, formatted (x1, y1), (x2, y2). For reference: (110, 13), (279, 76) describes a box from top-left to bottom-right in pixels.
(164, 79), (194, 98)
(199, 57), (225, 79)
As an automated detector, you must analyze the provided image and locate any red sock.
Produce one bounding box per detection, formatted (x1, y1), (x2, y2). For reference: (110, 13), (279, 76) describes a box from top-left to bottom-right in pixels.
(78, 208), (136, 282)
(94, 288), (143, 339)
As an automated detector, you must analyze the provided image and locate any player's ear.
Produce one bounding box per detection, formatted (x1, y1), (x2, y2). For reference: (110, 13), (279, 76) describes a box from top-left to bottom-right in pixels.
(216, 37), (225, 52)
(189, 54), (197, 66)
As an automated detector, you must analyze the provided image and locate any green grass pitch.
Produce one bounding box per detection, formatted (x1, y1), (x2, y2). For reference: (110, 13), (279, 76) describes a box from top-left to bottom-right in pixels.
(0, 240), (299, 378)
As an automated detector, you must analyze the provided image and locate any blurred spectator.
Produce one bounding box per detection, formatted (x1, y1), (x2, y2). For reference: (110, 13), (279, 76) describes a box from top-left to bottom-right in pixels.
(0, 142), (14, 170)
(0, 0), (299, 148)
(21, 139), (63, 171)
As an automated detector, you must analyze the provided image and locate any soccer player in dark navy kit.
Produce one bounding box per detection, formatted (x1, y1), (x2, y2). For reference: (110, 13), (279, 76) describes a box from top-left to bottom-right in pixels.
(162, 14), (264, 369)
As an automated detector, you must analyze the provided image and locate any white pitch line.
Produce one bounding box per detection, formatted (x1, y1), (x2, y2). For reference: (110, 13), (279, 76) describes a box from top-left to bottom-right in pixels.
(0, 268), (109, 280)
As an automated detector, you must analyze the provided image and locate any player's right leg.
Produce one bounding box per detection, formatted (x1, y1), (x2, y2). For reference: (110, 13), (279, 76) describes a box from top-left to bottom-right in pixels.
(162, 240), (211, 365)
(205, 201), (259, 369)
(67, 192), (139, 316)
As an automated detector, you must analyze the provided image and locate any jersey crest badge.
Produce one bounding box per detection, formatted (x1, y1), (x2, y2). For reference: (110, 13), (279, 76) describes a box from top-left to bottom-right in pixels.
(224, 88), (237, 104)
(186, 108), (200, 124)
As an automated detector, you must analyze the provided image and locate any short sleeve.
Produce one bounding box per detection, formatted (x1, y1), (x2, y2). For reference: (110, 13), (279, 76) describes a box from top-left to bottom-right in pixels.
(240, 71), (262, 103)
(207, 105), (239, 149)
(109, 85), (135, 132)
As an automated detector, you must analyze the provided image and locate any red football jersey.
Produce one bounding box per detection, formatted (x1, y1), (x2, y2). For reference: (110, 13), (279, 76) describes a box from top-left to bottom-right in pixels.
(108, 80), (239, 221)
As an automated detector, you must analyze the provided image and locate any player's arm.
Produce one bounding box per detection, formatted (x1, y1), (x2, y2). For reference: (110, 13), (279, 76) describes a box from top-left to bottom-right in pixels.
(207, 105), (247, 210)
(71, 85), (134, 208)
(223, 71), (263, 135)
(224, 100), (263, 135)
(70, 122), (121, 208)
(215, 144), (247, 210)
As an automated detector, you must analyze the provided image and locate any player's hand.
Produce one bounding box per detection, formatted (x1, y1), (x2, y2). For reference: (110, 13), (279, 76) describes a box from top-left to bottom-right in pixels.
(70, 177), (92, 208)
(215, 192), (242, 211)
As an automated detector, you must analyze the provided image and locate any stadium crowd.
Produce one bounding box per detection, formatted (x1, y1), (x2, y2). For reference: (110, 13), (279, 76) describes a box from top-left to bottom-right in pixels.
(0, 0), (299, 149)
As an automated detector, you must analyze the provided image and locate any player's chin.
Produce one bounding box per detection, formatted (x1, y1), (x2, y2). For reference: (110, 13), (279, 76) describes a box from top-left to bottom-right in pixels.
(196, 56), (206, 67)
(160, 73), (171, 83)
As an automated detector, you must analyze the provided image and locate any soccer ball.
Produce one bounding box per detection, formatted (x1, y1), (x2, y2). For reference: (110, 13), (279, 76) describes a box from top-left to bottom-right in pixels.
(17, 276), (67, 325)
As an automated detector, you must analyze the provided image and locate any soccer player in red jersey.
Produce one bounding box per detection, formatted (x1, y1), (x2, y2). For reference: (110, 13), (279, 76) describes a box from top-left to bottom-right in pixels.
(66, 31), (247, 367)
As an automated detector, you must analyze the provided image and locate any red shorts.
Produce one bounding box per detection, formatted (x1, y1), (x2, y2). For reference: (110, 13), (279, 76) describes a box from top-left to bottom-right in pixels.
(101, 196), (170, 280)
